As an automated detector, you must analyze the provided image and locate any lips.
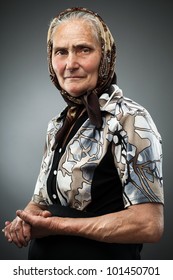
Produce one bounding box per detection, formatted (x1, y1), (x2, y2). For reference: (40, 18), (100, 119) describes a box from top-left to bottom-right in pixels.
(64, 76), (84, 79)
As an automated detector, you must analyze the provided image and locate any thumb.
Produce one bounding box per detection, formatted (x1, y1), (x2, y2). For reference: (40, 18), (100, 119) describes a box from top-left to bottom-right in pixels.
(16, 210), (31, 224)
(41, 210), (52, 218)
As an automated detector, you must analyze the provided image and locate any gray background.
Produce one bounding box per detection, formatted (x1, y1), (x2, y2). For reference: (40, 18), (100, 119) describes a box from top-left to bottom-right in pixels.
(0, 0), (172, 259)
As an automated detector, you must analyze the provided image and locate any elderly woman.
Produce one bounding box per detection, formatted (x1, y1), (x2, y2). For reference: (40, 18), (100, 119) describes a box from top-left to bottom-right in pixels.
(3, 7), (164, 260)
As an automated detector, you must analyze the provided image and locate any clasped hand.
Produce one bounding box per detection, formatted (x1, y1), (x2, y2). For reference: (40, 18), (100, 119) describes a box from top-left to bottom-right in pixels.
(2, 209), (55, 248)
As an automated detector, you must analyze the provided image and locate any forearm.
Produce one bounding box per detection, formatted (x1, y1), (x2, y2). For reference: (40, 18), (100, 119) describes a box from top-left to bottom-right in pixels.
(64, 212), (146, 243)
(16, 202), (163, 243)
(24, 200), (48, 213)
(60, 203), (164, 244)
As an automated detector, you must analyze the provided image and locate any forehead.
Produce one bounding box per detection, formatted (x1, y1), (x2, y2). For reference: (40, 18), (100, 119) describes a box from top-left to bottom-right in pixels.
(52, 19), (100, 46)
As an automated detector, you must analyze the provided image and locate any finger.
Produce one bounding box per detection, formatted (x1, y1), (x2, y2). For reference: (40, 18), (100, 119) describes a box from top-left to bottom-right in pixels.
(10, 217), (28, 248)
(16, 210), (32, 224)
(5, 221), (11, 226)
(2, 221), (11, 234)
(15, 221), (30, 247)
(3, 218), (28, 247)
(41, 210), (52, 218)
(3, 223), (13, 242)
(22, 222), (31, 242)
(9, 220), (23, 247)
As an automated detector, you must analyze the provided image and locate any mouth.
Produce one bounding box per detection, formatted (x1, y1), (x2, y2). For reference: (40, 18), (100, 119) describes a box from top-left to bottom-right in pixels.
(64, 76), (85, 79)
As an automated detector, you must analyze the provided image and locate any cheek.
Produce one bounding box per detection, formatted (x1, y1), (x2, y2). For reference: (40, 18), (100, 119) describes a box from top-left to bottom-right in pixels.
(87, 56), (100, 75)
(85, 61), (100, 76)
(52, 58), (63, 75)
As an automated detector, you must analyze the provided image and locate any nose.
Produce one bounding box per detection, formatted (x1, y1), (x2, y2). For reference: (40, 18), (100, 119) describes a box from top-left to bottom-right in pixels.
(66, 52), (79, 70)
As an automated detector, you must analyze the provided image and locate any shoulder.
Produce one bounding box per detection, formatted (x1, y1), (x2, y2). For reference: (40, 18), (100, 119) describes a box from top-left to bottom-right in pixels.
(101, 85), (161, 140)
(100, 84), (148, 117)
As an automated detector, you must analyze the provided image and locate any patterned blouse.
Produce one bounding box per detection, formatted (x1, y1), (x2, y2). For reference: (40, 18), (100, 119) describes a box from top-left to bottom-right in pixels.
(32, 84), (164, 215)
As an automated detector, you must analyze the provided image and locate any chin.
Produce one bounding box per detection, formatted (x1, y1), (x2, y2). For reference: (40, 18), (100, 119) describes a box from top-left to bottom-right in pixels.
(66, 89), (86, 97)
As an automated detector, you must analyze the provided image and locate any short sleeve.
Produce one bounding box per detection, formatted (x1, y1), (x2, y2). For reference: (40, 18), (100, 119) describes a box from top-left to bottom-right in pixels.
(112, 106), (164, 208)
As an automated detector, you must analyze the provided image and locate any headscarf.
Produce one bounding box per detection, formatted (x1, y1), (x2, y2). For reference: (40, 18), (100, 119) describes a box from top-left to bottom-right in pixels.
(47, 7), (116, 149)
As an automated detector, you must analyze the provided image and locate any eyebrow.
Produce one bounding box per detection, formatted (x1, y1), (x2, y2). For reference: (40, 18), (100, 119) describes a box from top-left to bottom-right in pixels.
(53, 43), (94, 51)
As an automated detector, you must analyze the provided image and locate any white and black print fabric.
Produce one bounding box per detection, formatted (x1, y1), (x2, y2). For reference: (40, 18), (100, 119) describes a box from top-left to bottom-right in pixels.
(32, 85), (163, 211)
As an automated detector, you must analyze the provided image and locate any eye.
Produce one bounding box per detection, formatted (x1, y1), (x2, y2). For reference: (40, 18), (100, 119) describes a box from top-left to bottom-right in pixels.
(81, 47), (90, 53)
(77, 46), (92, 54)
(54, 49), (68, 56)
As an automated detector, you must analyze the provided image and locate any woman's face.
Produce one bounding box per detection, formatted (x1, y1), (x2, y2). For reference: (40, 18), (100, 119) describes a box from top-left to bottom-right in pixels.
(51, 19), (102, 97)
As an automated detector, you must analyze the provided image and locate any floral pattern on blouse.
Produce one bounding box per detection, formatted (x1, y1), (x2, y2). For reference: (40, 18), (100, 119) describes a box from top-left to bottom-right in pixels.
(32, 85), (163, 210)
